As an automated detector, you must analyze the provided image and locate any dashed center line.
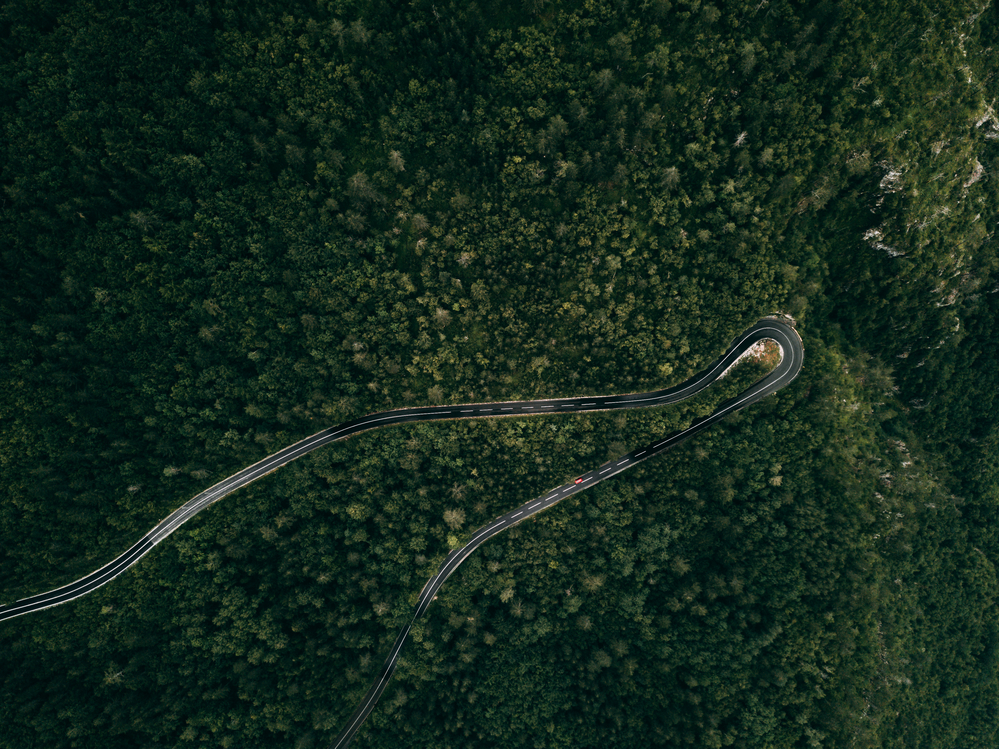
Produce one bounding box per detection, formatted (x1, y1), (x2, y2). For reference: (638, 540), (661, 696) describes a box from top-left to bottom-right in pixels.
(6, 321), (804, 749)
(288, 323), (799, 748)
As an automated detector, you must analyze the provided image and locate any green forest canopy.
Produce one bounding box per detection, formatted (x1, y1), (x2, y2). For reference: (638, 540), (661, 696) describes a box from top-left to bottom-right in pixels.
(1, 0), (998, 747)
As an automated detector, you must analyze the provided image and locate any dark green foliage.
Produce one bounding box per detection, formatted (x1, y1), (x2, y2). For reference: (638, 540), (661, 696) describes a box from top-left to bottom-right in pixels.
(1, 0), (997, 747)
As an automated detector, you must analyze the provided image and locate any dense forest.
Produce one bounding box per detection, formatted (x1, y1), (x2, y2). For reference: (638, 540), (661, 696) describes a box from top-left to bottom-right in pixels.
(1, 0), (997, 747)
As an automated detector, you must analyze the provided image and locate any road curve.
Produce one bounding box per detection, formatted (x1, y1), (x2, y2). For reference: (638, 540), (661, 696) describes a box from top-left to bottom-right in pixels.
(325, 317), (802, 748)
(0, 318), (803, 745)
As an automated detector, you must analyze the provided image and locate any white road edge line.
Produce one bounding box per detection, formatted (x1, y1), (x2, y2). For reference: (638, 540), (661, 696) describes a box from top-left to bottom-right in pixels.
(3, 321), (803, 748)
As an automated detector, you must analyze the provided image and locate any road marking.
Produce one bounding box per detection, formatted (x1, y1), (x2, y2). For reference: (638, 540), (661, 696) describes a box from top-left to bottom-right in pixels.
(4, 321), (804, 745)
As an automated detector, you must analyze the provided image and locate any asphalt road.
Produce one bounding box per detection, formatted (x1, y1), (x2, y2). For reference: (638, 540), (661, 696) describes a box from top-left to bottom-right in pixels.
(0, 317), (803, 747)
(326, 317), (803, 748)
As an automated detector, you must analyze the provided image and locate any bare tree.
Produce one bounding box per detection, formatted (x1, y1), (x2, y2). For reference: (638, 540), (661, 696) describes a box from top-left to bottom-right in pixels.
(594, 68), (614, 94)
(443, 508), (465, 529)
(434, 308), (451, 329)
(129, 210), (158, 233)
(347, 171), (376, 202)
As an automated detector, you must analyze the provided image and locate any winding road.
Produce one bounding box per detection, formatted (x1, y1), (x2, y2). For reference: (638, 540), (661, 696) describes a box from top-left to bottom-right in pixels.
(0, 317), (803, 748)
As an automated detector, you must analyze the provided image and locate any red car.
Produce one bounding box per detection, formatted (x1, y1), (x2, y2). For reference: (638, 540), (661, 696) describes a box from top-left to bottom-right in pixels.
(574, 477), (584, 484)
